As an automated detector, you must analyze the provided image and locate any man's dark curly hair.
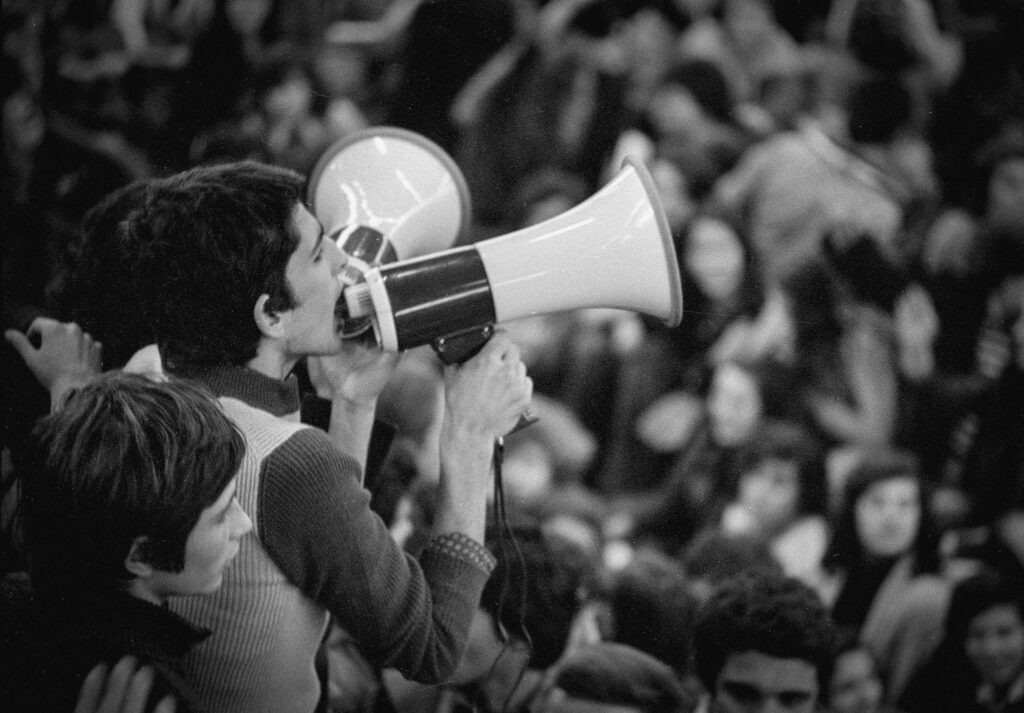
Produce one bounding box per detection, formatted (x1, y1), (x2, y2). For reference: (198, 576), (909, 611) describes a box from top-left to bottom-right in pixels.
(48, 180), (154, 370)
(481, 519), (594, 669)
(694, 570), (836, 693)
(124, 161), (304, 373)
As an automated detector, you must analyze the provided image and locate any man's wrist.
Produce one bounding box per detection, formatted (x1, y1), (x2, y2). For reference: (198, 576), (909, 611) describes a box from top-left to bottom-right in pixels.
(332, 392), (378, 413)
(49, 374), (90, 410)
(426, 532), (496, 575)
(441, 415), (499, 449)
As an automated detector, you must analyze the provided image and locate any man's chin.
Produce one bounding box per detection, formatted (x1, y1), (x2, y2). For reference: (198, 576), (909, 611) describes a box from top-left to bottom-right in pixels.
(312, 332), (349, 355)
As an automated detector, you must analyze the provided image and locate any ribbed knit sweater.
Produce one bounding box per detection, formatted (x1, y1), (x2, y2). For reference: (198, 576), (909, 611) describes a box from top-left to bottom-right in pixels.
(169, 366), (492, 713)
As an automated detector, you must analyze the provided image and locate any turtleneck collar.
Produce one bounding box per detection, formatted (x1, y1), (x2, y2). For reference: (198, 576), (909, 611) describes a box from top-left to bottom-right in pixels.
(176, 364), (301, 417)
(46, 590), (210, 665)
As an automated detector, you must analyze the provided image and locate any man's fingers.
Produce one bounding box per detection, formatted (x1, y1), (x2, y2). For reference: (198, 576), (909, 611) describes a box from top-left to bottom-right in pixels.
(477, 329), (513, 361)
(122, 666), (155, 713)
(153, 696), (178, 713)
(26, 316), (61, 336)
(73, 663), (108, 713)
(91, 340), (104, 369)
(4, 329), (35, 360)
(98, 656), (138, 711)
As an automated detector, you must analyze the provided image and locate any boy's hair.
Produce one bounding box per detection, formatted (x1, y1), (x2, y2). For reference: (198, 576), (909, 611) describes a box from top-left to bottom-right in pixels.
(609, 548), (700, 675)
(124, 161), (305, 373)
(22, 373), (245, 596)
(540, 642), (692, 713)
(681, 528), (783, 586)
(945, 567), (1024, 651)
(481, 519), (593, 669)
(694, 570), (835, 692)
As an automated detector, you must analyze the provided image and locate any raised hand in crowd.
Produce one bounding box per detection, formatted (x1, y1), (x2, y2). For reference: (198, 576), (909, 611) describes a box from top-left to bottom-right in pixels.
(894, 283), (940, 381)
(4, 318), (102, 410)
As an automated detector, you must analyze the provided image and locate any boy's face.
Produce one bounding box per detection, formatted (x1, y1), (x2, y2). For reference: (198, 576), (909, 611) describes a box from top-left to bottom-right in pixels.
(828, 648), (883, 713)
(150, 478), (252, 596)
(279, 203), (348, 358)
(713, 650), (818, 713)
(965, 604), (1024, 689)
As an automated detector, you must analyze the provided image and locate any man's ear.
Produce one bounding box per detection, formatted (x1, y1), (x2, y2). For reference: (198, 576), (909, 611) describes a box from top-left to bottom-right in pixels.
(254, 294), (288, 339)
(125, 537), (155, 579)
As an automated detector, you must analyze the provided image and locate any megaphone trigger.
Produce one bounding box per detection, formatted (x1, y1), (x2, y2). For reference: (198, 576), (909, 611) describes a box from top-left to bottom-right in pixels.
(509, 408), (540, 435)
(431, 324), (495, 365)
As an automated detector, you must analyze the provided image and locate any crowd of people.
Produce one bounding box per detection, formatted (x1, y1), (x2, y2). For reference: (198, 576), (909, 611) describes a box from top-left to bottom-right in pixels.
(2, 0), (1023, 712)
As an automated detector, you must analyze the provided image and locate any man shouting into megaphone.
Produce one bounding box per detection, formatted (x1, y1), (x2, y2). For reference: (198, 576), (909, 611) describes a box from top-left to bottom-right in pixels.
(123, 160), (533, 713)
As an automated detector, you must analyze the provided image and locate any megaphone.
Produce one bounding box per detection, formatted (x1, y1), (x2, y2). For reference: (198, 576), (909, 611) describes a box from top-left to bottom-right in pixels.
(338, 156), (683, 364)
(307, 127), (472, 336)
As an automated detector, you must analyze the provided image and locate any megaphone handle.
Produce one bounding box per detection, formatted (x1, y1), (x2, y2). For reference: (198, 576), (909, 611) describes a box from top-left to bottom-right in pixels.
(509, 408), (540, 434)
(432, 324), (495, 365)
(431, 325), (538, 434)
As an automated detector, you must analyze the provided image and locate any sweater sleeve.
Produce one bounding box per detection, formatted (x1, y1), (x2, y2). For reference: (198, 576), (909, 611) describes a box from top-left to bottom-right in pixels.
(257, 428), (489, 682)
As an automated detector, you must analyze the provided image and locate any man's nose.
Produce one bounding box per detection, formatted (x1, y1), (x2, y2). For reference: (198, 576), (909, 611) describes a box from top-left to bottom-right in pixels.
(327, 239), (347, 276)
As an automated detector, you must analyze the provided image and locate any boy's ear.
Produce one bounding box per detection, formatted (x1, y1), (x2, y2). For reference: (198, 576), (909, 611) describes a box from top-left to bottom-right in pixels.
(125, 537), (155, 579)
(254, 293), (287, 339)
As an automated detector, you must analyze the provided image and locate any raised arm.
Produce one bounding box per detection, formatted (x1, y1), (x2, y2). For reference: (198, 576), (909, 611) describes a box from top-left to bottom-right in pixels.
(260, 330), (532, 680)
(306, 340), (401, 477)
(5, 318), (103, 411)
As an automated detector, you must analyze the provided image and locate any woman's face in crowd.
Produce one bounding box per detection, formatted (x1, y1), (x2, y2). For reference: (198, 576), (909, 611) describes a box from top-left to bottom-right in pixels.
(708, 363), (763, 446)
(988, 157), (1024, 229)
(724, 0), (772, 48)
(650, 158), (695, 233)
(264, 70), (312, 121)
(738, 457), (800, 532)
(854, 476), (920, 559)
(3, 90), (45, 153)
(965, 604), (1024, 688)
(312, 46), (366, 98)
(1002, 277), (1024, 371)
(649, 84), (704, 138)
(226, 0), (274, 36)
(828, 648), (884, 713)
(685, 217), (745, 302)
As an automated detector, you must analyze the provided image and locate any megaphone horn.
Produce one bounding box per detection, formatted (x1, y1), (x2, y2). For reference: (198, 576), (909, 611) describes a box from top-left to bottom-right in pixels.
(308, 126), (472, 262)
(308, 126), (472, 337)
(340, 157), (683, 364)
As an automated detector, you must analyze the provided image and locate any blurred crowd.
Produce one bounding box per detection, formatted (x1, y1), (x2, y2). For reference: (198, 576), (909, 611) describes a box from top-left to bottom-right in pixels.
(2, 0), (1024, 712)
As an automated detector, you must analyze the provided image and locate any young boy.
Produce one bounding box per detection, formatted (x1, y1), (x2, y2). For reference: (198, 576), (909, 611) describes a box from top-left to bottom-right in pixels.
(2, 372), (252, 712)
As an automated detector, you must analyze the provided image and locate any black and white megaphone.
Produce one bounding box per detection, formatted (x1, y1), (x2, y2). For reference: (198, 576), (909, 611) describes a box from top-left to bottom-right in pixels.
(335, 154), (684, 365)
(307, 126), (472, 337)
